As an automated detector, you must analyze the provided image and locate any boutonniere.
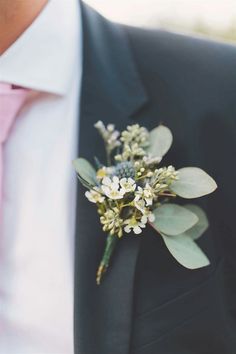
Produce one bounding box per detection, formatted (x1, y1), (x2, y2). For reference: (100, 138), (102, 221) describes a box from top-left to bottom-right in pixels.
(73, 122), (217, 285)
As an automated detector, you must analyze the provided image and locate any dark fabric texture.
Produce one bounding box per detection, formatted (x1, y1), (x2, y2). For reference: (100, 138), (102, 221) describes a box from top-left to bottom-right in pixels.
(74, 3), (236, 354)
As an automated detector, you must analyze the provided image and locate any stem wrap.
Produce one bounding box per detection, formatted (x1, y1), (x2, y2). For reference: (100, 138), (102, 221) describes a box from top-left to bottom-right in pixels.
(96, 233), (118, 285)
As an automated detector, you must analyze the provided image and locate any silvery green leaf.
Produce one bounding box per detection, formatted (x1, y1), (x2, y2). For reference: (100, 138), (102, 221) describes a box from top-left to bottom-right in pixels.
(161, 233), (210, 269)
(183, 205), (209, 240)
(73, 158), (97, 187)
(170, 167), (217, 199)
(153, 204), (199, 236)
(77, 175), (94, 189)
(147, 125), (173, 158)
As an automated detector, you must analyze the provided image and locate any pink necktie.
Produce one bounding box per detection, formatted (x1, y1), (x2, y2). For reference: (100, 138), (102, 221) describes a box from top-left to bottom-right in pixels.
(0, 83), (28, 219)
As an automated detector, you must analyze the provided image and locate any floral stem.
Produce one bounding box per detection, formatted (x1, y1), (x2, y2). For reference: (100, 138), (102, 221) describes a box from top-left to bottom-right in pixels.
(158, 192), (176, 197)
(96, 233), (118, 285)
(106, 147), (112, 166)
(121, 202), (132, 208)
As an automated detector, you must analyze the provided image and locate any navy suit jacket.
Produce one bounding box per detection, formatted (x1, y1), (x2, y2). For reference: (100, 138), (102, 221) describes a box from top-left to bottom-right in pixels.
(74, 3), (236, 353)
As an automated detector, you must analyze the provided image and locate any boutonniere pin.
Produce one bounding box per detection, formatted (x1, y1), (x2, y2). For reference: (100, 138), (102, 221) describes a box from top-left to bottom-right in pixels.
(73, 122), (217, 285)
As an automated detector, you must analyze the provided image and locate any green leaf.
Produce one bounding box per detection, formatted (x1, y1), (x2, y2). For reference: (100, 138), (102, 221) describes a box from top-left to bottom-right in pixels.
(161, 233), (210, 269)
(153, 204), (199, 236)
(77, 175), (94, 189)
(183, 205), (209, 240)
(170, 167), (217, 199)
(73, 158), (97, 187)
(147, 125), (173, 158)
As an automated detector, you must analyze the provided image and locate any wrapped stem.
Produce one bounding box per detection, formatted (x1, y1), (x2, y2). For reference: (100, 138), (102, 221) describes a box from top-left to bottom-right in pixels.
(96, 233), (118, 285)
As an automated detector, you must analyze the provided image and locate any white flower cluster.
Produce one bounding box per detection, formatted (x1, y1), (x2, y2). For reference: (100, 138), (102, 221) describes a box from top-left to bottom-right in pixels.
(94, 121), (121, 153)
(100, 207), (124, 238)
(85, 176), (136, 202)
(120, 124), (149, 147)
(101, 176), (136, 199)
(85, 175), (160, 235)
(114, 124), (150, 162)
(84, 122), (178, 237)
(151, 166), (179, 188)
(74, 121), (217, 284)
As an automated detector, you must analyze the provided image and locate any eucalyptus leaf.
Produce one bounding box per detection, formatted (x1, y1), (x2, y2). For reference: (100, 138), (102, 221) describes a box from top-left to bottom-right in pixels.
(170, 167), (217, 199)
(183, 205), (209, 240)
(161, 233), (210, 269)
(147, 125), (173, 158)
(73, 158), (97, 187)
(153, 204), (199, 236)
(77, 175), (94, 189)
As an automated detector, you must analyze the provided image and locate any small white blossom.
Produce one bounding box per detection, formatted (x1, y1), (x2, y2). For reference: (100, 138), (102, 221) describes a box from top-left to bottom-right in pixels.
(94, 120), (106, 132)
(135, 183), (156, 206)
(152, 166), (179, 187)
(134, 198), (146, 213)
(85, 188), (105, 204)
(94, 121), (121, 153)
(100, 207), (123, 237)
(125, 143), (146, 158)
(102, 176), (119, 187)
(143, 155), (162, 166)
(134, 199), (155, 222)
(115, 142), (146, 162)
(107, 124), (115, 132)
(124, 217), (147, 234)
(96, 166), (114, 180)
(120, 124), (149, 147)
(101, 176), (125, 200)
(120, 178), (136, 193)
(141, 213), (155, 223)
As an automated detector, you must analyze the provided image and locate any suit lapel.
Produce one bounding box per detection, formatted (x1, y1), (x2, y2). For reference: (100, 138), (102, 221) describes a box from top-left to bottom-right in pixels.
(74, 3), (148, 354)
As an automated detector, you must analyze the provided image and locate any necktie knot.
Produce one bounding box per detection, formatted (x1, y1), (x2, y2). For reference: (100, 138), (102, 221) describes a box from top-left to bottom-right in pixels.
(0, 83), (28, 143)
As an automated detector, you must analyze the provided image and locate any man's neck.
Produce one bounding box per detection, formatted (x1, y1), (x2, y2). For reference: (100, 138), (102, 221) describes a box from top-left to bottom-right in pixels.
(0, 0), (48, 55)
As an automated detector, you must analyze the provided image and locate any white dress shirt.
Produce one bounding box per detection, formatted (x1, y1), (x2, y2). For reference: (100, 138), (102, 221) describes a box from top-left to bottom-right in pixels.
(0, 0), (82, 353)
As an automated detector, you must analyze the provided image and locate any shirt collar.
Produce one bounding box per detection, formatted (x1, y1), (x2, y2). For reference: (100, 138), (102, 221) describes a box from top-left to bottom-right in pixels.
(0, 0), (82, 95)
